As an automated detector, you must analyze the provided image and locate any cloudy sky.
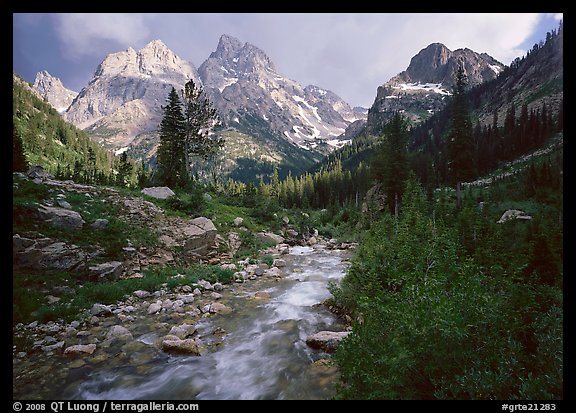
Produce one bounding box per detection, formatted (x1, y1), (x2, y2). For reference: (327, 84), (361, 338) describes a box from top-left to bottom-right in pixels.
(13, 13), (562, 108)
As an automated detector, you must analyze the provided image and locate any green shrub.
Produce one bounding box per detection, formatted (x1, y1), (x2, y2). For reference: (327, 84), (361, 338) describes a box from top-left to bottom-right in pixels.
(260, 254), (274, 267)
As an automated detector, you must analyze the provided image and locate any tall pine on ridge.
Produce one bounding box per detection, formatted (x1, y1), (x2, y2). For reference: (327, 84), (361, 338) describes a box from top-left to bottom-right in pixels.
(156, 87), (186, 188)
(447, 66), (475, 208)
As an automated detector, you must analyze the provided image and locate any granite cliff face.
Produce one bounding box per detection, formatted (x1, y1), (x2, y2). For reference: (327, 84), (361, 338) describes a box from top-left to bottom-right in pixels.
(62, 40), (201, 150)
(199, 34), (366, 151)
(33, 71), (77, 114)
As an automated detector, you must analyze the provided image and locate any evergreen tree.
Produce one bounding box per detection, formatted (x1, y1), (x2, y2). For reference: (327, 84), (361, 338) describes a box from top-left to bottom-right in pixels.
(181, 79), (223, 177)
(371, 112), (409, 215)
(447, 66), (475, 208)
(116, 151), (133, 187)
(13, 125), (28, 172)
(157, 87), (186, 188)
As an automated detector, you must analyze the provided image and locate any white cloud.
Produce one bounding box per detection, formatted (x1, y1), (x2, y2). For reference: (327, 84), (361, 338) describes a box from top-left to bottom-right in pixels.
(51, 13), (157, 60)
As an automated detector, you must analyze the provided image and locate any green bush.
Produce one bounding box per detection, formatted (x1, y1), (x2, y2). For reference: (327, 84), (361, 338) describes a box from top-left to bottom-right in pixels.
(332, 177), (563, 399)
(260, 254), (274, 267)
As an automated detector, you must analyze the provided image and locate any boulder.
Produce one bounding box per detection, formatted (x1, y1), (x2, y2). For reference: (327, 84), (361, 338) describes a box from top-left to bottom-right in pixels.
(64, 343), (97, 355)
(90, 303), (112, 316)
(233, 217), (244, 226)
(227, 232), (241, 255)
(88, 261), (123, 281)
(141, 186), (175, 200)
(255, 291), (271, 300)
(305, 331), (350, 353)
(273, 259), (286, 268)
(282, 216), (290, 225)
(42, 341), (65, 353)
(106, 325), (133, 340)
(161, 338), (202, 355)
(285, 229), (298, 238)
(308, 237), (317, 246)
(180, 217), (218, 256)
(13, 236), (87, 271)
(133, 290), (150, 298)
(177, 294), (195, 304)
(27, 165), (52, 180)
(37, 206), (85, 230)
(257, 232), (285, 245)
(91, 219), (109, 230)
(497, 209), (533, 224)
(168, 324), (197, 339)
(147, 302), (162, 314)
(209, 302), (232, 315)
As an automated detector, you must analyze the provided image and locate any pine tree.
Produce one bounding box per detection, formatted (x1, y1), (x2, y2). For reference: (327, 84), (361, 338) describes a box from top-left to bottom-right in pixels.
(157, 87), (186, 188)
(447, 66), (476, 208)
(116, 151), (133, 187)
(181, 79), (223, 178)
(13, 125), (28, 172)
(371, 112), (409, 215)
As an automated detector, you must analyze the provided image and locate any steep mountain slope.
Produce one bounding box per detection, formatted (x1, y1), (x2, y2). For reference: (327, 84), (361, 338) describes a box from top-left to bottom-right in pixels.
(13, 73), (121, 181)
(343, 42), (504, 139)
(315, 25), (563, 188)
(199, 34), (366, 151)
(63, 40), (201, 150)
(33, 71), (77, 114)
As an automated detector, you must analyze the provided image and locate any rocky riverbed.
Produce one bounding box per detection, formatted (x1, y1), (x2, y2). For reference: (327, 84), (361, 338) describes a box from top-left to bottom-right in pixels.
(13, 243), (354, 400)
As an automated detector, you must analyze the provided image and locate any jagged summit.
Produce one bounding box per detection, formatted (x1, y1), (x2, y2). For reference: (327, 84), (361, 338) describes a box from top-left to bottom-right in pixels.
(33, 70), (77, 114)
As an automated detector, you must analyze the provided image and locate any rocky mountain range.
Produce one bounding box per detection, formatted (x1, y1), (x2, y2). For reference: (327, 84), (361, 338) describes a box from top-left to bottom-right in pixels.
(31, 36), (506, 181)
(33, 71), (77, 114)
(37, 36), (365, 161)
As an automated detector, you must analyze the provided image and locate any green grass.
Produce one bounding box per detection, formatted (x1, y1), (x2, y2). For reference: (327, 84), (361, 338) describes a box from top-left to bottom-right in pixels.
(13, 264), (235, 325)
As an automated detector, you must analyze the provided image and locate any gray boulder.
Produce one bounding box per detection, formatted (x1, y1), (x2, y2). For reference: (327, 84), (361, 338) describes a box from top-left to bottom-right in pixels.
(27, 165), (52, 180)
(161, 337), (202, 355)
(141, 186), (175, 199)
(256, 232), (285, 245)
(37, 206), (85, 230)
(88, 261), (123, 281)
(306, 331), (350, 353)
(13, 236), (87, 271)
(91, 219), (109, 230)
(233, 217), (244, 226)
(90, 303), (112, 316)
(180, 217), (217, 256)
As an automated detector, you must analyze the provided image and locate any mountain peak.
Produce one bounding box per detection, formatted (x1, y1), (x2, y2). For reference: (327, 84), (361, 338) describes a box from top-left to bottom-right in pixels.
(33, 70), (77, 114)
(141, 39), (170, 52)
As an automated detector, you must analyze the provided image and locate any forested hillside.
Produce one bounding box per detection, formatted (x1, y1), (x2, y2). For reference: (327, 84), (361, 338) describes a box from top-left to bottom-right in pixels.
(13, 74), (140, 186)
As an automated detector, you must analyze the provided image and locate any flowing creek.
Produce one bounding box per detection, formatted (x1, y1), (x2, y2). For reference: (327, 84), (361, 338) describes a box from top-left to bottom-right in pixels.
(14, 245), (351, 400)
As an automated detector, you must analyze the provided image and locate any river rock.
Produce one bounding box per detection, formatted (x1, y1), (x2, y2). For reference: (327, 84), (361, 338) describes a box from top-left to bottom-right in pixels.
(306, 331), (350, 352)
(210, 302), (232, 315)
(148, 303), (162, 314)
(233, 217), (244, 226)
(210, 292), (222, 300)
(161, 338), (202, 355)
(257, 232), (285, 245)
(265, 267), (283, 278)
(177, 294), (195, 304)
(282, 216), (290, 225)
(273, 259), (286, 268)
(308, 237), (317, 246)
(57, 200), (72, 209)
(213, 282), (223, 291)
(198, 280), (214, 291)
(37, 205), (85, 230)
(193, 288), (202, 296)
(168, 324), (197, 339)
(141, 186), (175, 199)
(106, 325), (133, 340)
(285, 229), (299, 238)
(42, 341), (65, 353)
(255, 291), (271, 300)
(64, 344), (97, 355)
